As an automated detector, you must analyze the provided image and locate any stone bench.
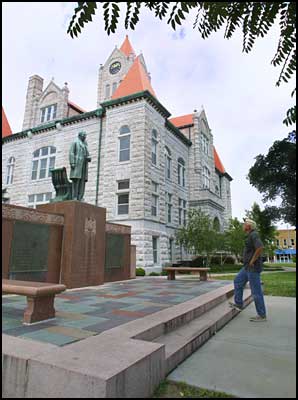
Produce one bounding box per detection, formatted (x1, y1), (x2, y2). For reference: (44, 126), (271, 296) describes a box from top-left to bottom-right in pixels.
(163, 267), (210, 281)
(2, 279), (66, 324)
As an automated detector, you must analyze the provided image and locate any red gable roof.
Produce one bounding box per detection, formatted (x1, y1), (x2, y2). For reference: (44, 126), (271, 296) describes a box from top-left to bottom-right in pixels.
(120, 35), (135, 57)
(2, 107), (12, 138)
(213, 146), (226, 174)
(111, 56), (156, 99)
(169, 114), (194, 128)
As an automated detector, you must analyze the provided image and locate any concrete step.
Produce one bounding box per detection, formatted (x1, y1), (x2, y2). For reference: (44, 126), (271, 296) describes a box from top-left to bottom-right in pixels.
(153, 288), (252, 375)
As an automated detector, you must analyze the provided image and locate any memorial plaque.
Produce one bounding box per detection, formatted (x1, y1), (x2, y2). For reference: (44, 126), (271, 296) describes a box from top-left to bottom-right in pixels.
(9, 221), (49, 281)
(105, 233), (125, 269)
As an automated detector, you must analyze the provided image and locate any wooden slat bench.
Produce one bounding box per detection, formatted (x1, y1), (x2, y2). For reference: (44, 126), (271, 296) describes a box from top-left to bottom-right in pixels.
(163, 267), (210, 281)
(2, 279), (66, 324)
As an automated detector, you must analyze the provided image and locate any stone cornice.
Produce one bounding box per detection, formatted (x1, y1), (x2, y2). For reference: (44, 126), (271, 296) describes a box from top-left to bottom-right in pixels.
(2, 109), (103, 144)
(100, 90), (171, 119)
(189, 199), (225, 212)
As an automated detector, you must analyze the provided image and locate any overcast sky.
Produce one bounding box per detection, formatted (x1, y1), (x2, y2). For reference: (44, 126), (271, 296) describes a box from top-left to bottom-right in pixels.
(2, 2), (295, 228)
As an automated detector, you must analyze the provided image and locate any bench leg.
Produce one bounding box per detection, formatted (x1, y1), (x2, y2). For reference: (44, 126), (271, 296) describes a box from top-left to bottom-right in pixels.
(24, 295), (56, 324)
(167, 271), (176, 280)
(200, 271), (208, 281)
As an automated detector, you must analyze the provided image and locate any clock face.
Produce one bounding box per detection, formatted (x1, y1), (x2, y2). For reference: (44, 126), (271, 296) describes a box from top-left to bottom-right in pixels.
(109, 61), (121, 75)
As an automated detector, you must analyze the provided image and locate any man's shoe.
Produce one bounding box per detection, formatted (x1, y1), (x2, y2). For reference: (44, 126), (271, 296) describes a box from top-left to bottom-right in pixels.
(250, 315), (267, 322)
(228, 301), (243, 311)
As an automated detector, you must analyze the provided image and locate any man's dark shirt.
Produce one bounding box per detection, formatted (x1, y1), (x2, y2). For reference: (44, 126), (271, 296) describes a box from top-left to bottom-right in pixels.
(243, 230), (264, 272)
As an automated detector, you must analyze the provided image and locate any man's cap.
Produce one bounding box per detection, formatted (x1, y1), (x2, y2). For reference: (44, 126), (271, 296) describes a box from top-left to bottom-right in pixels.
(243, 218), (257, 229)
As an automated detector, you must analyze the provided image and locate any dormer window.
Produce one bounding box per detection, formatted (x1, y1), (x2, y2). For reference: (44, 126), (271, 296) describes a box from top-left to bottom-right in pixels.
(40, 104), (57, 123)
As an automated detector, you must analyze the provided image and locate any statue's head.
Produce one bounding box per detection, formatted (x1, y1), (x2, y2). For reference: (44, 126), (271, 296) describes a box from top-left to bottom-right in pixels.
(78, 131), (87, 142)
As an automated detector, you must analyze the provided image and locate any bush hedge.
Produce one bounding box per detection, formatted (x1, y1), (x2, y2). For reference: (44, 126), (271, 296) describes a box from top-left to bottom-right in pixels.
(136, 267), (146, 276)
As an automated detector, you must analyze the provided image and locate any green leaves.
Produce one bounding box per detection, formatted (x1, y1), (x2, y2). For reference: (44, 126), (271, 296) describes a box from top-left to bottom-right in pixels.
(103, 2), (120, 35)
(67, 2), (97, 38)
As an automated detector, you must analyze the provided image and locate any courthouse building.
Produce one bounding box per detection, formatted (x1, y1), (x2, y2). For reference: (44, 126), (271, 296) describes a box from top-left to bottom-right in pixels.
(2, 36), (232, 272)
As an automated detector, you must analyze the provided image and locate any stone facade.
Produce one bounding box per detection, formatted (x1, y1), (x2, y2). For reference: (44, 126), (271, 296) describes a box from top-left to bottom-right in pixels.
(2, 41), (232, 273)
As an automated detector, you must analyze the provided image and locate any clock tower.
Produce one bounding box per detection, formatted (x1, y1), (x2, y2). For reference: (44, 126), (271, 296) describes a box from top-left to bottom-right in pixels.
(97, 36), (136, 106)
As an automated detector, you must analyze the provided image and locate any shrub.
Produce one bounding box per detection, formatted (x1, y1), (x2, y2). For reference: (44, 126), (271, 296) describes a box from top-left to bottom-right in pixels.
(161, 270), (168, 276)
(136, 267), (146, 276)
(223, 256), (236, 265)
(292, 255), (296, 263)
(210, 255), (222, 265)
(190, 256), (207, 267)
(149, 272), (160, 276)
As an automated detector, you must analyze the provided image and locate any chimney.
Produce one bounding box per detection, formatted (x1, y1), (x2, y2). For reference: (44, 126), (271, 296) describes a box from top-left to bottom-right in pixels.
(22, 75), (44, 130)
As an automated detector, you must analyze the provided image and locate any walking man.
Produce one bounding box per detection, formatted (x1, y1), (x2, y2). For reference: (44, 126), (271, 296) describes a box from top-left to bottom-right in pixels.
(229, 218), (267, 322)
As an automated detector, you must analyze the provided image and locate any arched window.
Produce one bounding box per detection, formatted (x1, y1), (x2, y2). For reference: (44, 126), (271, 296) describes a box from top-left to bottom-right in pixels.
(105, 84), (110, 99)
(213, 217), (220, 232)
(31, 146), (56, 180)
(202, 166), (210, 189)
(151, 129), (158, 165)
(112, 82), (117, 94)
(178, 157), (186, 187)
(119, 125), (130, 162)
(6, 156), (15, 185)
(165, 146), (171, 180)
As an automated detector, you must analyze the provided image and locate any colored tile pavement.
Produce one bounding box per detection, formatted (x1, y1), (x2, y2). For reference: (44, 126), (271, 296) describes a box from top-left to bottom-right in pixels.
(2, 277), (230, 347)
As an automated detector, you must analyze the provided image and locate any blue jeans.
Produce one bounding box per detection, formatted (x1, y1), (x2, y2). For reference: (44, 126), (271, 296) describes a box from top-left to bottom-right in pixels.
(234, 267), (266, 317)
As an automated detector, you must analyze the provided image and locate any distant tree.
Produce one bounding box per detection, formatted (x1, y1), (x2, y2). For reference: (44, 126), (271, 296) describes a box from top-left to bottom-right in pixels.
(248, 134), (296, 226)
(175, 208), (224, 267)
(245, 202), (278, 257)
(224, 218), (246, 263)
(67, 2), (296, 126)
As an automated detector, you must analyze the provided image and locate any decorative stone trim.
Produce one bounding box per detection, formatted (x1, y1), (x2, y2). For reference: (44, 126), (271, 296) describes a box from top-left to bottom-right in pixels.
(2, 204), (64, 226)
(106, 222), (131, 234)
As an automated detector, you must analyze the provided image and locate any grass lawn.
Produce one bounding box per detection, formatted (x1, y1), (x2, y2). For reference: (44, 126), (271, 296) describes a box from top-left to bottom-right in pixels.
(264, 262), (296, 268)
(215, 271), (296, 297)
(153, 380), (234, 398)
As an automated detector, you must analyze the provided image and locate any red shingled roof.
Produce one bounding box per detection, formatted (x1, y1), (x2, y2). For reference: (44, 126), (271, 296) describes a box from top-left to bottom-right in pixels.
(213, 146), (226, 174)
(169, 114), (194, 127)
(2, 107), (12, 137)
(111, 55), (156, 99)
(120, 35), (135, 57)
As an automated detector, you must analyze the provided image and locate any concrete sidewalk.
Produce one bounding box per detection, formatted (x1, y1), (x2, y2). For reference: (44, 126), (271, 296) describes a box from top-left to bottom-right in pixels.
(168, 296), (296, 398)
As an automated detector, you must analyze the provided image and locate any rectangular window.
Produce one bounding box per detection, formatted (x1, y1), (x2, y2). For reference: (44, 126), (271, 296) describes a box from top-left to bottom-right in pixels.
(28, 192), (52, 208)
(179, 198), (187, 226)
(118, 180), (130, 190)
(166, 193), (172, 223)
(31, 160), (38, 180)
(105, 84), (110, 99)
(183, 200), (187, 226)
(151, 181), (159, 216)
(291, 238), (295, 246)
(112, 82), (117, 94)
(119, 136), (130, 162)
(169, 238), (174, 262)
(118, 194), (129, 215)
(39, 158), (47, 179)
(276, 239), (280, 246)
(283, 239), (287, 246)
(152, 237), (158, 265)
(117, 180), (130, 215)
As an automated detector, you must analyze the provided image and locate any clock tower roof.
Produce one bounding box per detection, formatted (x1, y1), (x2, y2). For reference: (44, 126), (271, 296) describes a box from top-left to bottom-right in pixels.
(120, 35), (135, 57)
(111, 55), (156, 100)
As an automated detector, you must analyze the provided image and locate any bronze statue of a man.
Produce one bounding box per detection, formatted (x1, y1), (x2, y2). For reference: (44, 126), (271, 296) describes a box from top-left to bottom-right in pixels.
(69, 131), (91, 201)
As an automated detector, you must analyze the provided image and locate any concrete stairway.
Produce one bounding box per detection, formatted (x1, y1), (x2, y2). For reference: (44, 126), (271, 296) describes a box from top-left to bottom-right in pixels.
(152, 287), (252, 375)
